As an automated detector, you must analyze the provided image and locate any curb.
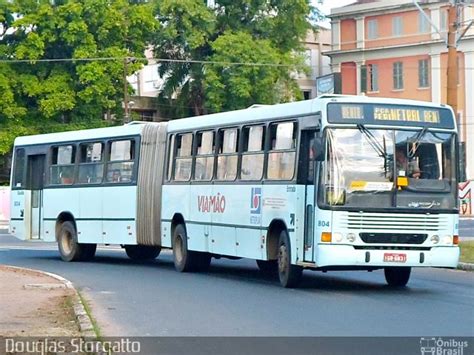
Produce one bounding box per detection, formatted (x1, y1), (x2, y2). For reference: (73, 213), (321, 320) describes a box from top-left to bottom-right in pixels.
(457, 262), (474, 271)
(2, 265), (97, 338)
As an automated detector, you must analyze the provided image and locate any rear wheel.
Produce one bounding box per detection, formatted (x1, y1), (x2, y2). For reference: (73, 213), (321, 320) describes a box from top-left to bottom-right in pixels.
(57, 221), (82, 262)
(277, 230), (302, 288)
(384, 267), (411, 287)
(125, 245), (161, 260)
(172, 224), (199, 272)
(256, 259), (278, 273)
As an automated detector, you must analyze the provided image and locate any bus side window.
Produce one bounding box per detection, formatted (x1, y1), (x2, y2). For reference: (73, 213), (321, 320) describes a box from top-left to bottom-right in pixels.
(195, 131), (215, 181)
(106, 140), (135, 183)
(78, 142), (104, 184)
(167, 135), (175, 181)
(267, 122), (296, 180)
(216, 128), (238, 181)
(241, 125), (265, 181)
(50, 145), (76, 185)
(13, 148), (26, 188)
(174, 133), (193, 181)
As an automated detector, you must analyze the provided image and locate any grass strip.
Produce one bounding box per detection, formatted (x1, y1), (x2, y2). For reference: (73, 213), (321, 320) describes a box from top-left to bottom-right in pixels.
(459, 241), (474, 264)
(77, 289), (103, 340)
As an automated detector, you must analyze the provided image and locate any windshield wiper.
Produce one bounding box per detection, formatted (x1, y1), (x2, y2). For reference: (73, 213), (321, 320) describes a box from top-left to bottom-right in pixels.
(408, 127), (429, 158)
(357, 124), (388, 159)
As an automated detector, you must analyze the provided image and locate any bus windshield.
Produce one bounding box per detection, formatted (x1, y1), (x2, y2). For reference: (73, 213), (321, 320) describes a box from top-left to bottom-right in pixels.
(320, 128), (457, 211)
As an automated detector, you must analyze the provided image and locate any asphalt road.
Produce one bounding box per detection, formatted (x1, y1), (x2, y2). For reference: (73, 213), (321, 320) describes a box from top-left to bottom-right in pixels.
(0, 232), (473, 338)
(459, 217), (474, 238)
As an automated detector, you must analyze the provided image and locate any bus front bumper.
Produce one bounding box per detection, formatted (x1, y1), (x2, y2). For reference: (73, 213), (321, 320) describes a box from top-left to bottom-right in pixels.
(315, 244), (460, 268)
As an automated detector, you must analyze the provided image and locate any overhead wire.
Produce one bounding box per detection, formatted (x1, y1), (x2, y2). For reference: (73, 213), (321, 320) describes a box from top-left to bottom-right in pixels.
(0, 56), (472, 70)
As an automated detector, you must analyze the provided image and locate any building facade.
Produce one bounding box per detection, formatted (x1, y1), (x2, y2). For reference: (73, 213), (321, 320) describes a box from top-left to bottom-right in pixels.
(326, 0), (474, 180)
(298, 27), (332, 99)
(127, 28), (332, 120)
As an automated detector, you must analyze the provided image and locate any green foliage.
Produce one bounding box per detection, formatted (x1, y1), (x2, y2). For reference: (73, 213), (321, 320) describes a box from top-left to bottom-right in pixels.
(0, 0), (156, 155)
(205, 31), (306, 112)
(153, 0), (318, 118)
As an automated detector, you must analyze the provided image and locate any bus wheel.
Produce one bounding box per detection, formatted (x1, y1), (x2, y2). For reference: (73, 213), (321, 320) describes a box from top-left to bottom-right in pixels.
(125, 245), (161, 260)
(277, 230), (302, 288)
(172, 224), (198, 272)
(57, 221), (82, 262)
(256, 259), (277, 274)
(80, 244), (97, 261)
(384, 267), (411, 287)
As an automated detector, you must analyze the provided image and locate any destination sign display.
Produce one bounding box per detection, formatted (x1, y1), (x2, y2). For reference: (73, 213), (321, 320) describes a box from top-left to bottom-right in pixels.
(327, 103), (454, 129)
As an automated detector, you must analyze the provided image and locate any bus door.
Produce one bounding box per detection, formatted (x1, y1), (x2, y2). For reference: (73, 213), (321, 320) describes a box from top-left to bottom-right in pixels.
(25, 154), (46, 240)
(301, 130), (317, 262)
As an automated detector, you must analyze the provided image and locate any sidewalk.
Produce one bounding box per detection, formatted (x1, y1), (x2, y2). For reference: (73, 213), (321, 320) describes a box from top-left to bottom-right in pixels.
(0, 265), (82, 337)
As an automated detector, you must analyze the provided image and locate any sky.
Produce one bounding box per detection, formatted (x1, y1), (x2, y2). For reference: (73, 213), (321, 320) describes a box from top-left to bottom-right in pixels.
(314, 0), (356, 15)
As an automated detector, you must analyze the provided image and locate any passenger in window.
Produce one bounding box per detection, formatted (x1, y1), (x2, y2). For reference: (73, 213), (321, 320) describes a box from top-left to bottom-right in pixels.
(111, 169), (121, 183)
(60, 170), (73, 184)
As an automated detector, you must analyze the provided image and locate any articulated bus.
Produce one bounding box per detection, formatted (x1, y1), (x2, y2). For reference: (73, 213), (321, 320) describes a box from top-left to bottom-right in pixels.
(9, 95), (460, 287)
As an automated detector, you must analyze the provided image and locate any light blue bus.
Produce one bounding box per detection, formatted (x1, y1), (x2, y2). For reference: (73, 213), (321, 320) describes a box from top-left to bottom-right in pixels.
(10, 95), (460, 287)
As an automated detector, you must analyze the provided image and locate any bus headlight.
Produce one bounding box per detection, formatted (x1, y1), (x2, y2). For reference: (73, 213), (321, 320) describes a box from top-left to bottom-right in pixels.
(442, 235), (452, 245)
(334, 233), (343, 242)
(430, 235), (440, 244)
(346, 233), (356, 243)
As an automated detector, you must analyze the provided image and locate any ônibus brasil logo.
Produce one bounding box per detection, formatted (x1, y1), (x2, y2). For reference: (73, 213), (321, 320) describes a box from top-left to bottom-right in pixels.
(250, 188), (262, 214)
(420, 337), (469, 355)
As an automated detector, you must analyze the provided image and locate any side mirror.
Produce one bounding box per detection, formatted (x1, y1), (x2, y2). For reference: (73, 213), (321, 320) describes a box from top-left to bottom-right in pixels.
(313, 137), (325, 161)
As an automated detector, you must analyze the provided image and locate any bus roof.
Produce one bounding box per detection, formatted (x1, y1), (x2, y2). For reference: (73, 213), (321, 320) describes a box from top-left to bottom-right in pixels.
(13, 122), (154, 147)
(13, 95), (453, 146)
(166, 95), (451, 132)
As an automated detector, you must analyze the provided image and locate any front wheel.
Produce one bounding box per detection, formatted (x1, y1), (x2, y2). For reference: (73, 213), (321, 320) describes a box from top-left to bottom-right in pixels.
(277, 230), (302, 288)
(384, 267), (411, 287)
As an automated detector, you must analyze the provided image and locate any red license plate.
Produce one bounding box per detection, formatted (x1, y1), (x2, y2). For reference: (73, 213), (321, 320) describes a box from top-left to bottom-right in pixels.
(383, 253), (407, 263)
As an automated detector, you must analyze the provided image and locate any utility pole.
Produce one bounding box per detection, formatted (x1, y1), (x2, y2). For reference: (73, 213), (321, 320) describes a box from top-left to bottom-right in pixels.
(414, 0), (473, 114)
(447, 1), (459, 115)
(124, 57), (130, 123)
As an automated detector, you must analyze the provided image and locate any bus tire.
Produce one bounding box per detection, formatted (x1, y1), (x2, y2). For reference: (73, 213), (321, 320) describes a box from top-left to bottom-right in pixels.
(256, 259), (277, 274)
(277, 230), (302, 288)
(172, 223), (198, 272)
(57, 221), (82, 262)
(384, 267), (411, 287)
(80, 244), (97, 261)
(125, 245), (161, 260)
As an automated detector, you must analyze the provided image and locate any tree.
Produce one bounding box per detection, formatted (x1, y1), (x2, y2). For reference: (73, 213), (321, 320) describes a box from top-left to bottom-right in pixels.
(205, 31), (305, 112)
(153, 0), (318, 118)
(0, 0), (157, 156)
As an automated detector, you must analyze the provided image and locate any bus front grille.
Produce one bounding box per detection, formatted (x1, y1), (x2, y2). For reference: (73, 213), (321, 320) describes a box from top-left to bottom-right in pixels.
(337, 212), (448, 232)
(359, 233), (428, 244)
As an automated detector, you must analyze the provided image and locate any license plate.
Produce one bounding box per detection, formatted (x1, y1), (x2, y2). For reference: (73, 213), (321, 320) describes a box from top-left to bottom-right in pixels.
(383, 253), (407, 263)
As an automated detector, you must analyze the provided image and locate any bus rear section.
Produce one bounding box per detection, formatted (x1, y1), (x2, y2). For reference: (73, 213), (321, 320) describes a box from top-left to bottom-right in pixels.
(9, 123), (168, 262)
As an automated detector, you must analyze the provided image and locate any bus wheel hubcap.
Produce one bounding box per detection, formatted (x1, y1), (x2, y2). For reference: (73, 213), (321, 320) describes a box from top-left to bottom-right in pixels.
(61, 231), (73, 254)
(278, 245), (288, 274)
(175, 235), (184, 263)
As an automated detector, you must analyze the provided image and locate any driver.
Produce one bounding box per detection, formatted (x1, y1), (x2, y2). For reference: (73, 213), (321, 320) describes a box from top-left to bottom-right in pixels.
(396, 147), (421, 179)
